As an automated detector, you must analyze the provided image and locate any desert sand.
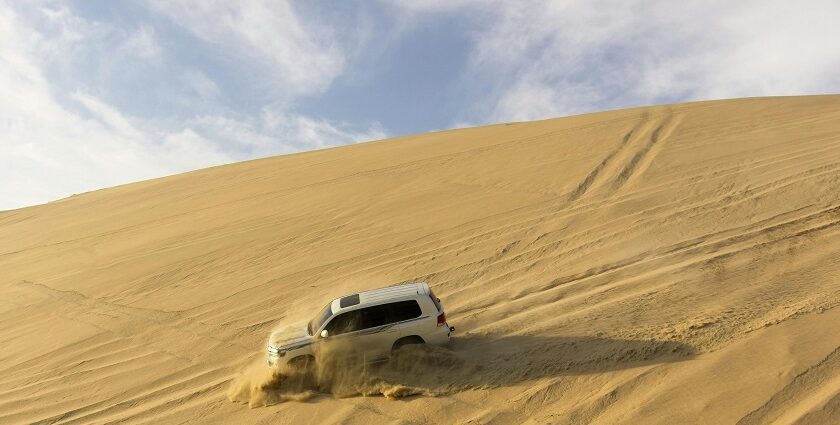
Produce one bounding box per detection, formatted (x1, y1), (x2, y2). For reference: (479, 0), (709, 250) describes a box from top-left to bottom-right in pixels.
(2, 95), (840, 424)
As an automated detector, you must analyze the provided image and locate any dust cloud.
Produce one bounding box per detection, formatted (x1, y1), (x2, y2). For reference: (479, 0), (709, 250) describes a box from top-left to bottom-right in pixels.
(227, 344), (467, 406)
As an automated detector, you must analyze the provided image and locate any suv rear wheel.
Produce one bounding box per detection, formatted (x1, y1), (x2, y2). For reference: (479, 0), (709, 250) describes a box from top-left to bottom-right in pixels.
(392, 335), (425, 353)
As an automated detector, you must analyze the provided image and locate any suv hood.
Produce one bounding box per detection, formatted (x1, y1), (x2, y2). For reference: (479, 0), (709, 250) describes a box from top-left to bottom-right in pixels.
(268, 321), (312, 349)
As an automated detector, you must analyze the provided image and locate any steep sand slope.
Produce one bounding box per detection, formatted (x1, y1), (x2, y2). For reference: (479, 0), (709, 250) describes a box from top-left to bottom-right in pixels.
(2, 96), (840, 424)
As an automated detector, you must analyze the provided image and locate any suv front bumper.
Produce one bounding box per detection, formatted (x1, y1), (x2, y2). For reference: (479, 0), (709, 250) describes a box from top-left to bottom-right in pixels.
(267, 347), (286, 367)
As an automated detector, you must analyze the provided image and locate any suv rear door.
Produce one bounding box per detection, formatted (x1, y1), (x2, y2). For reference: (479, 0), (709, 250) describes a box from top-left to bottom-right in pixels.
(387, 299), (425, 341)
(360, 300), (424, 359)
(356, 303), (400, 361)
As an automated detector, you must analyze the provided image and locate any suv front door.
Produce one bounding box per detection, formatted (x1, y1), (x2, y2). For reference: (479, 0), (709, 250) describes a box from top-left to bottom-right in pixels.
(320, 309), (364, 362)
(321, 305), (398, 363)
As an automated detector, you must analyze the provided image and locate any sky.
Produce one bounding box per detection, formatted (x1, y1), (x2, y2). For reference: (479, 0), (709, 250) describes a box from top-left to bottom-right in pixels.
(2, 0), (839, 210)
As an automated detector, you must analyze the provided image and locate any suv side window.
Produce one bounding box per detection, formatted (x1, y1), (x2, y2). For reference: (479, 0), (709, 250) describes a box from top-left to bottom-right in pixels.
(325, 310), (362, 335)
(388, 300), (422, 323)
(360, 304), (389, 329)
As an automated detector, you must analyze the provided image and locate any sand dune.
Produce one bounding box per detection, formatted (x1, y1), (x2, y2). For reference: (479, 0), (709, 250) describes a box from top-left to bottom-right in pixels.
(2, 95), (840, 424)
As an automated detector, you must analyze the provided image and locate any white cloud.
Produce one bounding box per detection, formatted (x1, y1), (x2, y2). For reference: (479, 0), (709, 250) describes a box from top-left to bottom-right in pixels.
(185, 111), (387, 158)
(119, 25), (162, 61)
(0, 3), (385, 210)
(402, 0), (840, 123)
(0, 6), (179, 208)
(703, 1), (840, 98)
(39, 4), (109, 48)
(261, 110), (387, 151)
(71, 91), (147, 141)
(34, 3), (113, 71)
(147, 0), (346, 98)
(182, 70), (221, 103)
(159, 128), (231, 168)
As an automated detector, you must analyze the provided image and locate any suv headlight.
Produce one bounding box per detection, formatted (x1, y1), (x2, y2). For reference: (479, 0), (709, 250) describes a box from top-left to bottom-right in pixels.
(267, 345), (287, 357)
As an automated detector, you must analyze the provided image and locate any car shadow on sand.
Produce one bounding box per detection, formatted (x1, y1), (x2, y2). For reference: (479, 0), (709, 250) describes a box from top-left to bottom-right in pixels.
(452, 333), (694, 380)
(301, 333), (698, 400)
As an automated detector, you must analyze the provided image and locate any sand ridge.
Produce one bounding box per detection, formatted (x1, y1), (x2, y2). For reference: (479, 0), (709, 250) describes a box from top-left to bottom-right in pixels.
(2, 95), (840, 423)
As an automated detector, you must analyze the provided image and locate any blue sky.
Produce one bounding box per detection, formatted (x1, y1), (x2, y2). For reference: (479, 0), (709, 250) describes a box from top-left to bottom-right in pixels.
(2, 0), (839, 210)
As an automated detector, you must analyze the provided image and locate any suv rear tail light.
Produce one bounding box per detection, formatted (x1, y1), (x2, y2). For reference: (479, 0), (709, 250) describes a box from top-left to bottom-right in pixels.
(436, 312), (446, 327)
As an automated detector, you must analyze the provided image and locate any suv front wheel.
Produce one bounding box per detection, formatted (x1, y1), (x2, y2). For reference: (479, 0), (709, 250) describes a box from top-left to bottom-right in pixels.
(287, 355), (315, 372)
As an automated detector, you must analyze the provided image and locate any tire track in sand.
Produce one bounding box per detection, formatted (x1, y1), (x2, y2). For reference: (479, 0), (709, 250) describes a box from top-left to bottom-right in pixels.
(737, 344), (840, 425)
(569, 110), (681, 202)
(612, 111), (681, 192)
(568, 114), (652, 202)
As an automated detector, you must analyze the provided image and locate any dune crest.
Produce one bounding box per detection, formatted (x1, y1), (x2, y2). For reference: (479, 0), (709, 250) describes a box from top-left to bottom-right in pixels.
(2, 96), (840, 424)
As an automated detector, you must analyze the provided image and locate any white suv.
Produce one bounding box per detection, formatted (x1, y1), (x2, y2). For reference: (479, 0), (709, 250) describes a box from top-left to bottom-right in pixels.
(267, 282), (453, 368)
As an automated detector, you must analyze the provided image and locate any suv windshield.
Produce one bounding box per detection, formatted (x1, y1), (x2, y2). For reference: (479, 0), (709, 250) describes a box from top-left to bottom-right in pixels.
(308, 302), (333, 335)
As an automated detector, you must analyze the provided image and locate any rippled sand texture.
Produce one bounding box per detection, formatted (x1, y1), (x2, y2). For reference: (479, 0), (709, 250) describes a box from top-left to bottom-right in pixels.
(2, 96), (840, 424)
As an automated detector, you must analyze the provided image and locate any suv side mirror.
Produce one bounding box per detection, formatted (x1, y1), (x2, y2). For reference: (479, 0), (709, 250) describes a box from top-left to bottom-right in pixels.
(320, 329), (329, 338)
